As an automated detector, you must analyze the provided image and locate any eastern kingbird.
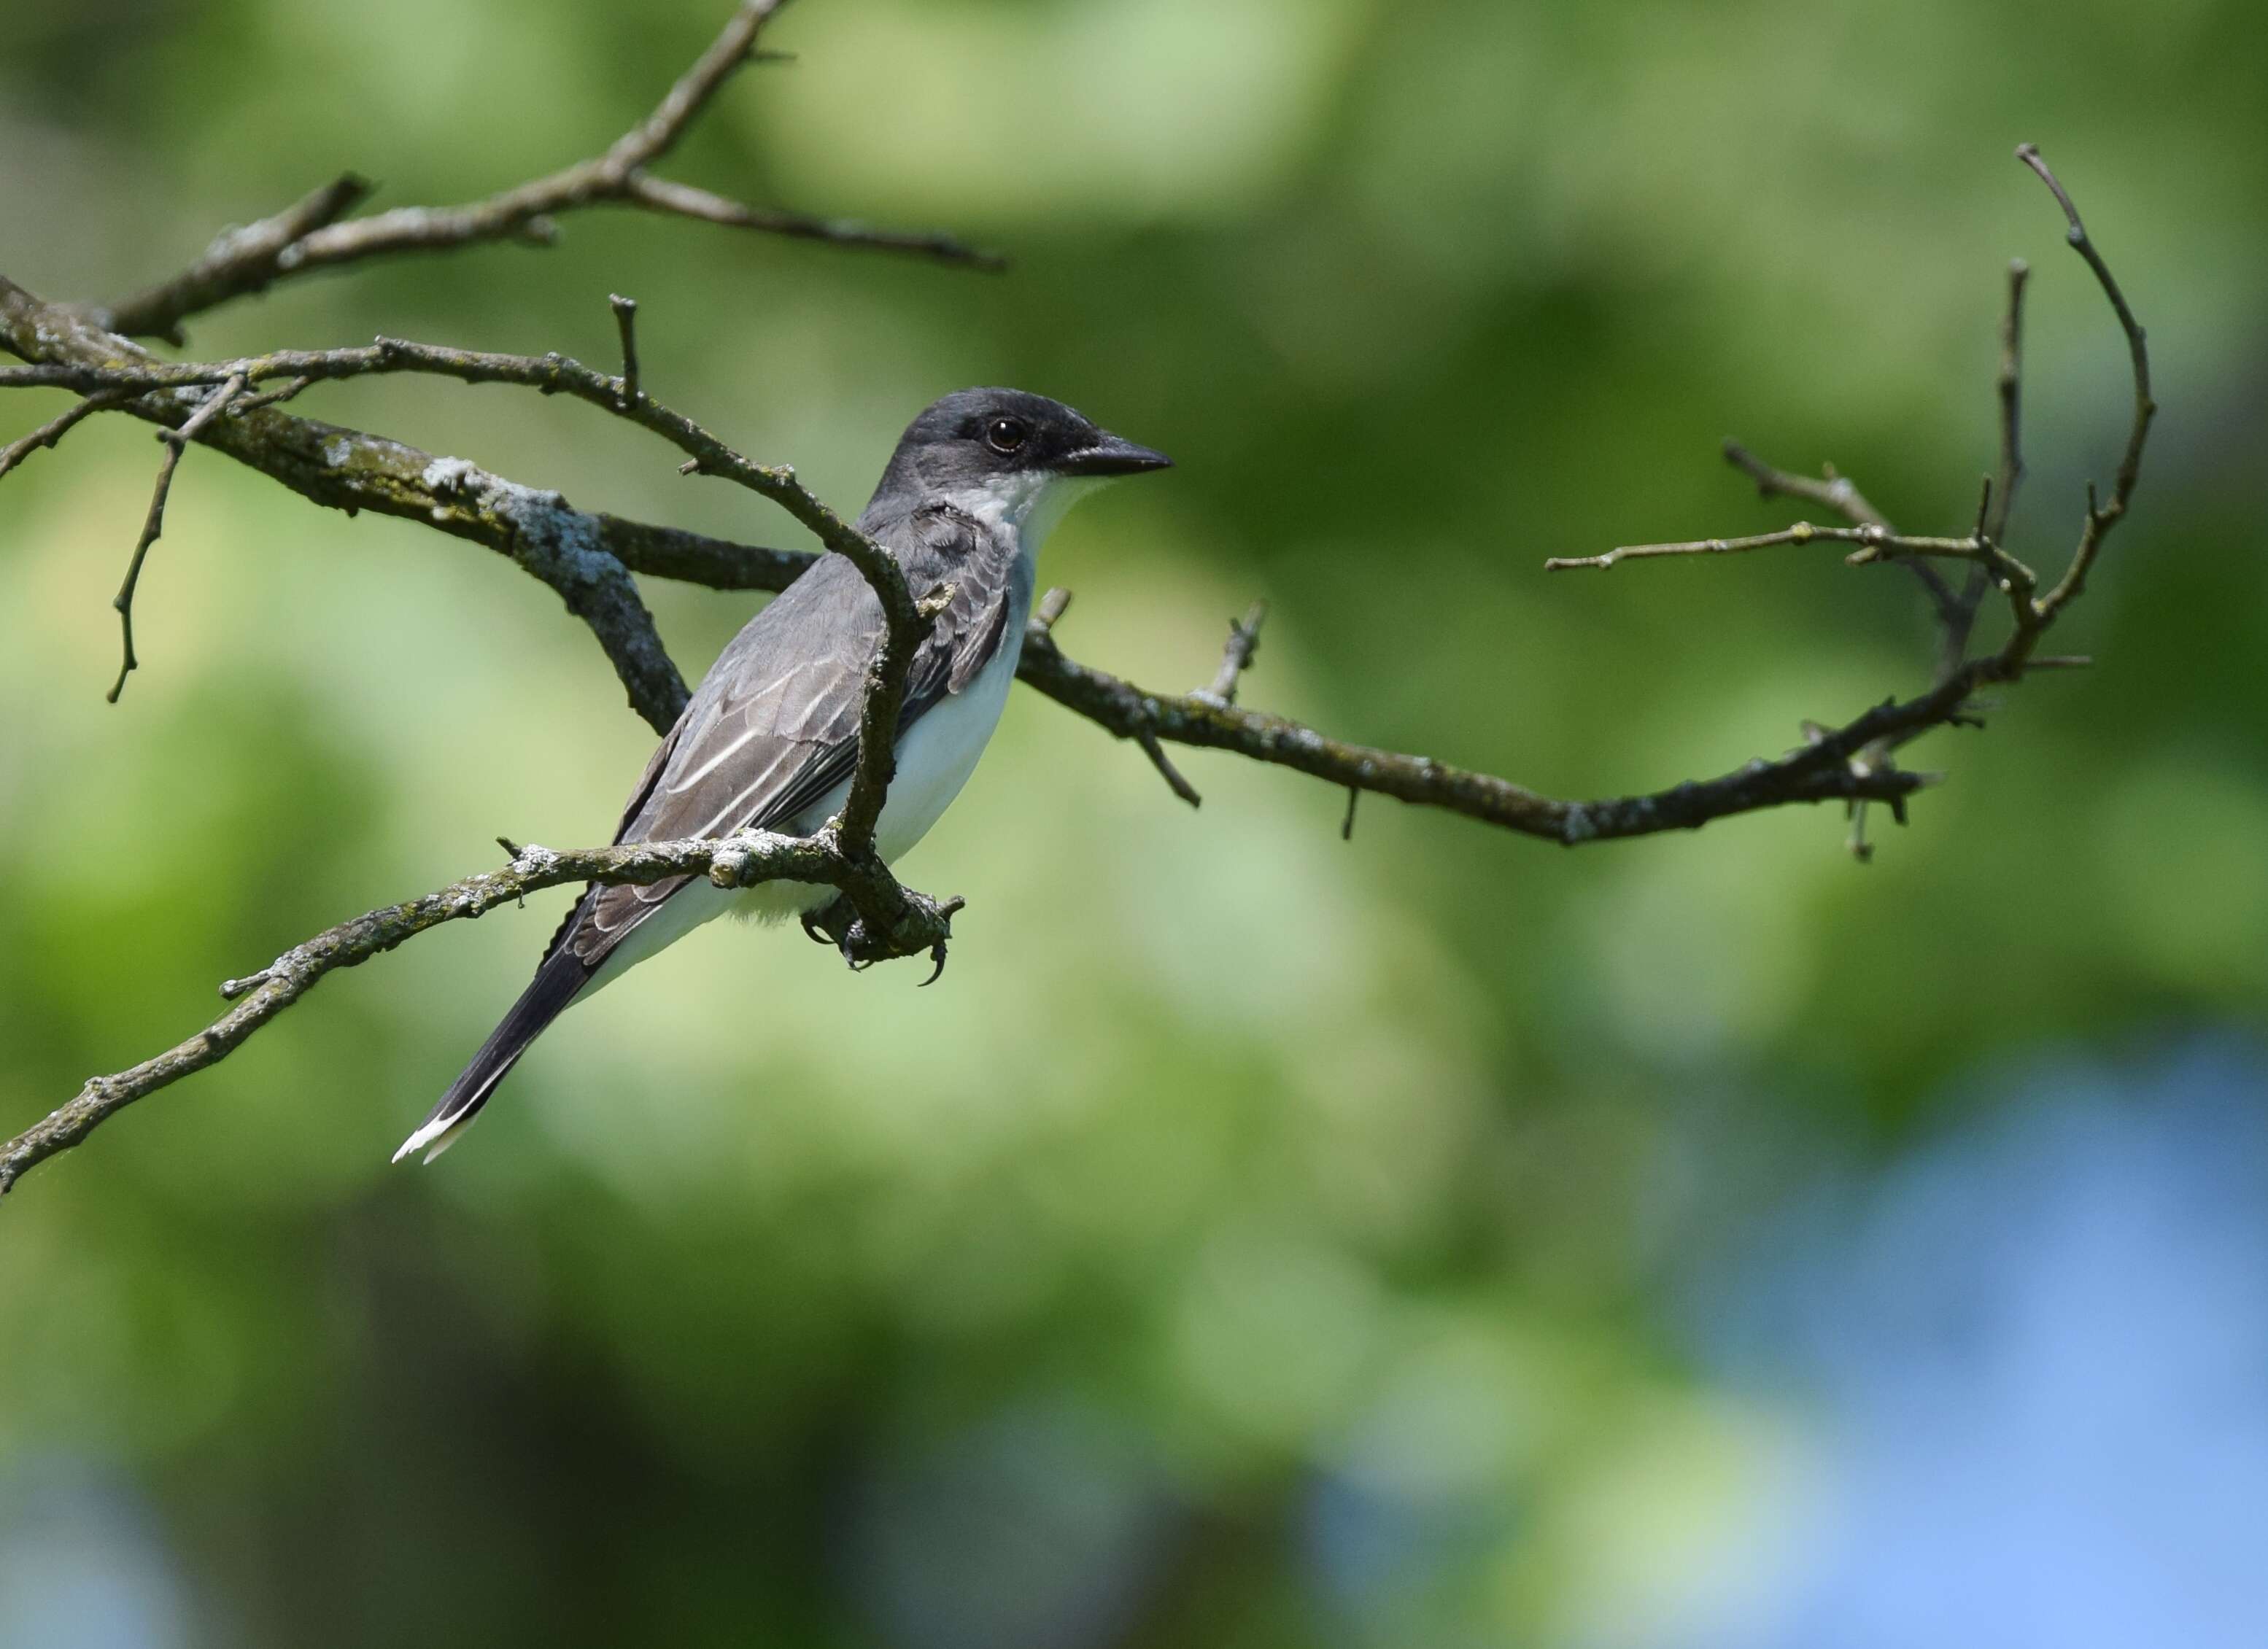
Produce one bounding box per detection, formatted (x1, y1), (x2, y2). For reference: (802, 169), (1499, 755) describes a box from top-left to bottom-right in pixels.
(395, 389), (1170, 1164)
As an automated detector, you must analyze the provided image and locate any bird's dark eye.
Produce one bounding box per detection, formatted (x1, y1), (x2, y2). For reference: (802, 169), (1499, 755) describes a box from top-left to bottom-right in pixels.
(984, 417), (1029, 455)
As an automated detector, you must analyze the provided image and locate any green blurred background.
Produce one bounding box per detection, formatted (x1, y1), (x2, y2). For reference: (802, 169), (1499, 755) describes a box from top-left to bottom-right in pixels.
(4, 1), (2266, 1644)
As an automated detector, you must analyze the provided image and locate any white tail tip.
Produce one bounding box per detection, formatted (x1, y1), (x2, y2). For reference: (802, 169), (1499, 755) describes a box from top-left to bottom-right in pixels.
(390, 1109), (471, 1166)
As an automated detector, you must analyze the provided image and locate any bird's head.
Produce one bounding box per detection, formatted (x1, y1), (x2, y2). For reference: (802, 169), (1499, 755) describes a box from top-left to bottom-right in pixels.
(874, 387), (1171, 545)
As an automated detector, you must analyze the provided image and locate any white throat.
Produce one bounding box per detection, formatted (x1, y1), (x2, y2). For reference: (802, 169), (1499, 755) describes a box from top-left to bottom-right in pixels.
(945, 470), (1112, 562)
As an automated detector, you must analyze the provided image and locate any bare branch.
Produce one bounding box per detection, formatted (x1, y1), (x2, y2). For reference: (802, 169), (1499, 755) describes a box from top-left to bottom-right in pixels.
(0, 824), (959, 1198)
(1987, 259), (2031, 551)
(1722, 441), (1890, 530)
(1015, 620), (1924, 845)
(0, 389), (131, 481)
(609, 294), (642, 406)
(2021, 142), (2155, 622)
(1197, 602), (1268, 705)
(1550, 145), (2148, 796)
(1136, 730), (1204, 808)
(619, 174), (1002, 267)
(1941, 259), (2033, 675)
(81, 1), (994, 341)
(82, 174), (371, 342)
(604, 0), (788, 174)
(229, 376), (314, 416)
(1, 277), (692, 732)
(0, 329), (919, 600)
(107, 375), (247, 702)
(1719, 441), (1960, 628)
(1544, 521), (1995, 573)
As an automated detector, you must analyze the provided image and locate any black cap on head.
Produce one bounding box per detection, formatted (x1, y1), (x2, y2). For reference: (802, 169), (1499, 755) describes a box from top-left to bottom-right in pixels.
(882, 388), (1172, 496)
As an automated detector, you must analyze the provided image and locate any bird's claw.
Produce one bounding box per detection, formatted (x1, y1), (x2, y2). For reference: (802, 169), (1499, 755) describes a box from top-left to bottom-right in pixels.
(918, 939), (949, 987)
(801, 894), (859, 957)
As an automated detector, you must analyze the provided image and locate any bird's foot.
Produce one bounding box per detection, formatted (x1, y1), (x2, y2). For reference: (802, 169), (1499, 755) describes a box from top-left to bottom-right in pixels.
(800, 890), (962, 980)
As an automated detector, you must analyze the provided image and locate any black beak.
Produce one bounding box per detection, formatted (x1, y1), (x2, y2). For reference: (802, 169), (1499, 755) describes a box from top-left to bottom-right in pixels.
(1062, 430), (1173, 477)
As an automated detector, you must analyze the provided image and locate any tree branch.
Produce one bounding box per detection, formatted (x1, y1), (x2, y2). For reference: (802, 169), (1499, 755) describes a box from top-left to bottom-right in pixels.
(620, 174), (1004, 265)
(0, 826), (959, 1198)
(0, 387), (131, 481)
(1536, 141), (2150, 781)
(1722, 440), (1892, 530)
(109, 373), (247, 702)
(1543, 521), (2006, 573)
(1, 276), (693, 732)
(80, 174), (372, 344)
(1015, 620), (1924, 842)
(1722, 435), (1959, 626)
(1198, 602), (1268, 705)
(1938, 258), (2033, 675)
(2020, 142), (2155, 622)
(75, 1), (996, 344)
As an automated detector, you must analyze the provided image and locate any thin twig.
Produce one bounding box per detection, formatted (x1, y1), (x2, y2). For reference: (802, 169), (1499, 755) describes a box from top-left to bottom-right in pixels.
(1196, 601), (1267, 704)
(1722, 441), (1889, 529)
(2021, 142), (2155, 621)
(228, 376), (314, 415)
(85, 174), (371, 341)
(1137, 731), (1203, 807)
(107, 375), (247, 702)
(1986, 259), (2030, 551)
(1722, 441), (1958, 626)
(1544, 521), (1993, 572)
(1941, 259), (2033, 675)
(620, 174), (1004, 268)
(0, 335), (929, 597)
(609, 294), (641, 406)
(605, 0), (785, 173)
(0, 389), (131, 481)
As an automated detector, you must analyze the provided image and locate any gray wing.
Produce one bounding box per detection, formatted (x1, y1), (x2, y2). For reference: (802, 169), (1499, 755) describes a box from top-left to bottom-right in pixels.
(559, 504), (1021, 969)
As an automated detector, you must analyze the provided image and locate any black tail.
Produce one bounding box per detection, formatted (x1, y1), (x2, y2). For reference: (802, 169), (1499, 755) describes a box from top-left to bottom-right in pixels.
(392, 944), (591, 1164)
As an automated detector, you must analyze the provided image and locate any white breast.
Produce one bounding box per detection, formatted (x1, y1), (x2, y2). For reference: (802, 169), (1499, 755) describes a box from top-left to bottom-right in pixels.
(789, 573), (1030, 863)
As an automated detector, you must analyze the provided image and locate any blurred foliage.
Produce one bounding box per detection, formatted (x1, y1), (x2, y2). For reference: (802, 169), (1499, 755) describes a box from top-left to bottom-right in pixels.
(1, 0), (2264, 1643)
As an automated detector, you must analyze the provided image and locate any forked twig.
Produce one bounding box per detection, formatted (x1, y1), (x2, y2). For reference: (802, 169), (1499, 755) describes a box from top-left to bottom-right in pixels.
(108, 376), (247, 702)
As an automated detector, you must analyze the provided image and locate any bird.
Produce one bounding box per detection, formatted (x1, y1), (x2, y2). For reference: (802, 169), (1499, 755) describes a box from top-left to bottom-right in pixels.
(393, 389), (1171, 1164)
